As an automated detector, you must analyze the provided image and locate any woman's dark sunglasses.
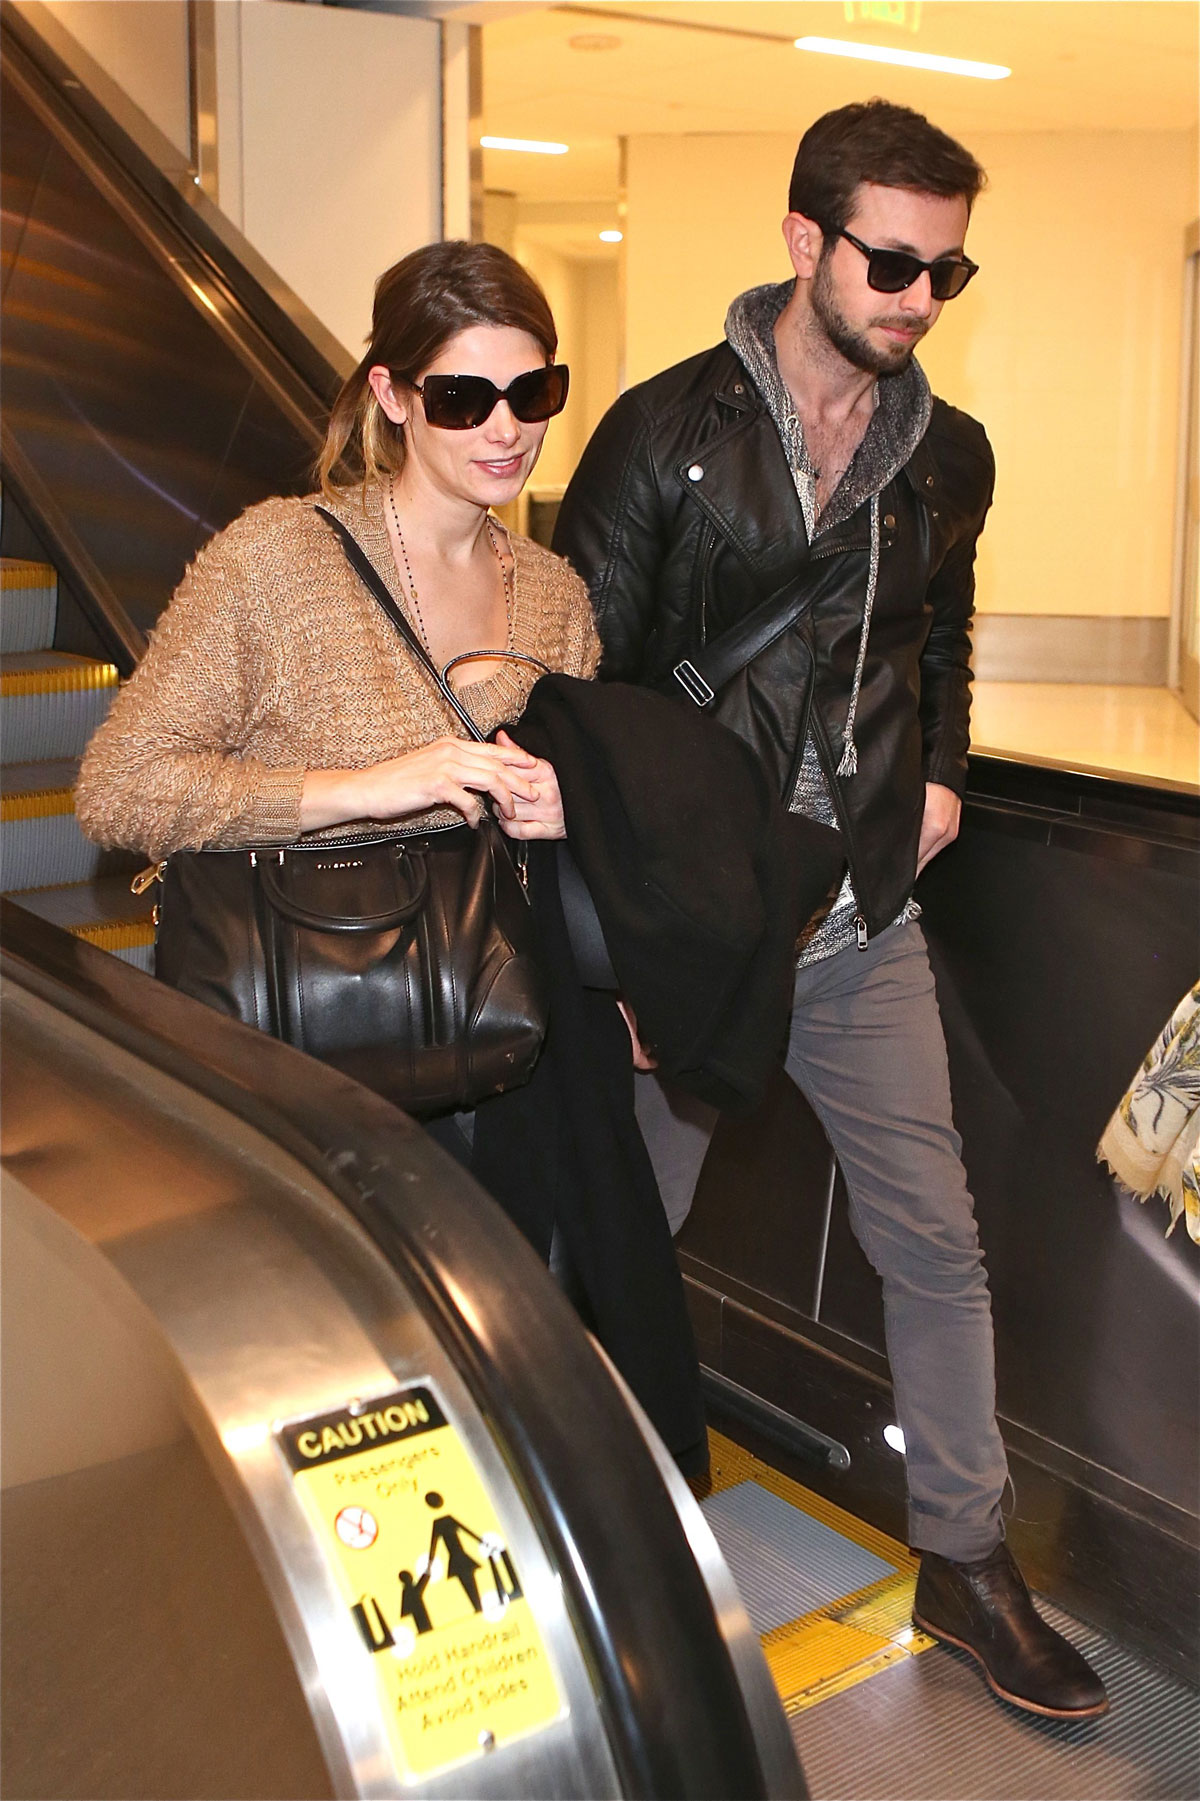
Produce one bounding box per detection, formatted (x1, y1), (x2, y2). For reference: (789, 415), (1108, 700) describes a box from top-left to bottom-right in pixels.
(408, 363), (570, 430)
(833, 228), (978, 301)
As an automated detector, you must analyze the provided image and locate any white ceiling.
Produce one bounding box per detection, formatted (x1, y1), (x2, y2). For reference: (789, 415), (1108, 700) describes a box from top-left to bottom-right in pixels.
(481, 1), (1199, 203)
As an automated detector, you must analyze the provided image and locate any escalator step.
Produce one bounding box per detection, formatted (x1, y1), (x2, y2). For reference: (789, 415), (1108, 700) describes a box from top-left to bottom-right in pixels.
(10, 874), (154, 952)
(1, 651), (118, 762)
(794, 1602), (1200, 1800)
(2, 756), (80, 812)
(1, 758), (99, 888)
(1, 559), (57, 654)
(697, 1431), (932, 1720)
(701, 1480), (897, 1633)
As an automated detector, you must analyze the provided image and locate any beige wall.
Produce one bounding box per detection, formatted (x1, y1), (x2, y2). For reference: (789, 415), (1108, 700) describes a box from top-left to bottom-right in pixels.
(30, 0), (445, 362)
(624, 129), (1198, 620)
(513, 240), (621, 491)
(921, 130), (1195, 622)
(625, 134), (796, 390)
(232, 1), (441, 359)
(23, 0), (191, 154)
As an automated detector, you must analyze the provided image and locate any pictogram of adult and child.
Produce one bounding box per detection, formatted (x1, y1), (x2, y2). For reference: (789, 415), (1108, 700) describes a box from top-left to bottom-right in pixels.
(353, 1490), (524, 1654)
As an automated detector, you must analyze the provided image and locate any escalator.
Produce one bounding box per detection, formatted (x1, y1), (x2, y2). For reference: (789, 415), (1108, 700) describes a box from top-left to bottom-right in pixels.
(1, 901), (802, 1800)
(2, 0), (344, 940)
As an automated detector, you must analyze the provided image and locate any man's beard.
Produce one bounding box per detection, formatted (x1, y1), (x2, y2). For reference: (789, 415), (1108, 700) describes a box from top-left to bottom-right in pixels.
(811, 254), (925, 376)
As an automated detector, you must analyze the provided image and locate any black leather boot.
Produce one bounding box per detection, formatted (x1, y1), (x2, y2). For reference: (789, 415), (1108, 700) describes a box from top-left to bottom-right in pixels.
(913, 1543), (1109, 1718)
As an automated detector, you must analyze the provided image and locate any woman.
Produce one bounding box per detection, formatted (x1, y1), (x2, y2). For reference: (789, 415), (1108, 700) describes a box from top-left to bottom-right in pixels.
(76, 241), (707, 1474)
(77, 240), (592, 866)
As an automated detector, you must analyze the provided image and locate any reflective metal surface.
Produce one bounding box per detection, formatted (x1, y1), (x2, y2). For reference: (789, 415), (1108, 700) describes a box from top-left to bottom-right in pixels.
(2, 981), (619, 1799)
(3, 906), (807, 1798)
(604, 1356), (808, 1801)
(1, 39), (325, 647)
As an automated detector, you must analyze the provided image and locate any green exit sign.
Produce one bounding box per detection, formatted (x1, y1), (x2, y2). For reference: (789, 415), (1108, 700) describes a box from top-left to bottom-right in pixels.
(843, 1), (923, 31)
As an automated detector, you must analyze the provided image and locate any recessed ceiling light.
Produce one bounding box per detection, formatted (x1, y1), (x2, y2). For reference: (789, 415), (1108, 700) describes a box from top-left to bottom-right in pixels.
(795, 37), (1010, 80)
(480, 136), (569, 156)
(569, 33), (621, 52)
(599, 229), (623, 243)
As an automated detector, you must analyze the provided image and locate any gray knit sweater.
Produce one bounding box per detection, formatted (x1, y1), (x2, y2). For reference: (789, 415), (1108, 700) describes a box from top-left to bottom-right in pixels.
(724, 282), (932, 964)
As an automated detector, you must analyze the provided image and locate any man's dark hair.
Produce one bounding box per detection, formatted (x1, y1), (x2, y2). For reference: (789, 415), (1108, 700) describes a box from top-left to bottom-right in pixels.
(788, 99), (986, 234)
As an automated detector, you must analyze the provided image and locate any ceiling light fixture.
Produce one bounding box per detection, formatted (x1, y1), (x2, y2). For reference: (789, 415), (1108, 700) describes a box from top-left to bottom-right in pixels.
(599, 229), (623, 243)
(480, 136), (569, 156)
(794, 36), (1010, 80)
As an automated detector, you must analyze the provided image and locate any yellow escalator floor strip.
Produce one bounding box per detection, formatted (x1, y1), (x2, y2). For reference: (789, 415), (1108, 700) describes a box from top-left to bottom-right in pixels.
(1, 660), (118, 697)
(1, 560), (56, 589)
(699, 1429), (935, 1716)
(71, 918), (155, 951)
(1, 787), (76, 822)
(764, 1616), (911, 1715)
(703, 1429), (918, 1573)
(763, 1572), (937, 1716)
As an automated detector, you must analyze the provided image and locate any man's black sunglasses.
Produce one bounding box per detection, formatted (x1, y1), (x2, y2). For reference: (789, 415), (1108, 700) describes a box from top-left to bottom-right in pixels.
(407, 363), (570, 430)
(832, 228), (978, 301)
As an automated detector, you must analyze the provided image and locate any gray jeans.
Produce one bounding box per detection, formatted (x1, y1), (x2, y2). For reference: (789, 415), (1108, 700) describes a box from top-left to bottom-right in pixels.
(635, 918), (1009, 1559)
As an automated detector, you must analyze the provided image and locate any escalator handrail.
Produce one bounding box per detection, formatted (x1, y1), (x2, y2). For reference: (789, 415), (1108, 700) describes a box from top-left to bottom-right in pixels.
(1, 2), (352, 414)
(0, 898), (779, 1801)
(0, 423), (146, 673)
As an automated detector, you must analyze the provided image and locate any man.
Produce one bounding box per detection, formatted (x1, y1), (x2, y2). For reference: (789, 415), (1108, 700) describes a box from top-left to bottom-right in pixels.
(554, 99), (1108, 1720)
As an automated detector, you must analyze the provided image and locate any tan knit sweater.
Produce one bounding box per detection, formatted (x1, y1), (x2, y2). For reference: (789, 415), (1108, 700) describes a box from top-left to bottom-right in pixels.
(76, 486), (601, 860)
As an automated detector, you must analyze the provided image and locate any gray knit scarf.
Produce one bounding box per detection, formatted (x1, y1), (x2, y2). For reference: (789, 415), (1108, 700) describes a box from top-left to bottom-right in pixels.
(725, 281), (932, 775)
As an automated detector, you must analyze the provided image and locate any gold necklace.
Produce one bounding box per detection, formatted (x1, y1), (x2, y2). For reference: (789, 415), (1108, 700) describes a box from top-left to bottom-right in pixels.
(386, 484), (514, 657)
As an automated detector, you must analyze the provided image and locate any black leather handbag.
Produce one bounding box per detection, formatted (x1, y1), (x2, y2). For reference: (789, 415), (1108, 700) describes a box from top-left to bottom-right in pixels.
(145, 509), (549, 1117)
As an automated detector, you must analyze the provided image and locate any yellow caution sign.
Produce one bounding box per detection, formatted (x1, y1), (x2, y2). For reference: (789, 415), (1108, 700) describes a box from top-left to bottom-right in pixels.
(279, 1385), (565, 1781)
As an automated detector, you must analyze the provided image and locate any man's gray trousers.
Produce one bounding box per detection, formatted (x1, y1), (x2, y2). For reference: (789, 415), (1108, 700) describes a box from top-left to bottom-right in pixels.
(635, 917), (1010, 1561)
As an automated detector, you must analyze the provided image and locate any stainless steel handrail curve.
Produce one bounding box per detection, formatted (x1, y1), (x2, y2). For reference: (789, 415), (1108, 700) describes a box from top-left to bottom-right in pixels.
(1, 899), (805, 1801)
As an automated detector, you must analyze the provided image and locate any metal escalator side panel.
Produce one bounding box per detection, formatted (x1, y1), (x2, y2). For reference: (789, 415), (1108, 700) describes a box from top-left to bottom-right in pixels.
(2, 902), (802, 1801)
(0, 35), (329, 655)
(595, 1350), (808, 1801)
(1, 972), (618, 1799)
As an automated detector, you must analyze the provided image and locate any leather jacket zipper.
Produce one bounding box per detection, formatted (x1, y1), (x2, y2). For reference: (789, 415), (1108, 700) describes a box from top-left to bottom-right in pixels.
(697, 527), (718, 647)
(786, 534), (870, 947)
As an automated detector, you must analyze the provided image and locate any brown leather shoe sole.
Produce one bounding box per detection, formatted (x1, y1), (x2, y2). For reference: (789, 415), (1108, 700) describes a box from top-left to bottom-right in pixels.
(912, 1609), (1111, 1720)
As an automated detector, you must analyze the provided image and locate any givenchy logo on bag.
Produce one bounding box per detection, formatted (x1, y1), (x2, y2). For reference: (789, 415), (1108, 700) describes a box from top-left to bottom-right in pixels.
(316, 858), (366, 871)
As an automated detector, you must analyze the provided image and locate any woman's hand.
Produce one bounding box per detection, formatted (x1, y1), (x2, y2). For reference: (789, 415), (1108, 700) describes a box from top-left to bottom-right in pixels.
(300, 737), (539, 832)
(493, 729), (567, 840)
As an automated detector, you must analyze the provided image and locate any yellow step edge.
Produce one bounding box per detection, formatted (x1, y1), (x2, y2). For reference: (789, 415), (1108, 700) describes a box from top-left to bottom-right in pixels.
(1, 787), (76, 823)
(71, 918), (155, 952)
(697, 1432), (936, 1717)
(1, 663), (118, 698)
(764, 1616), (900, 1712)
(1, 561), (56, 589)
(702, 1429), (920, 1574)
(763, 1575), (937, 1717)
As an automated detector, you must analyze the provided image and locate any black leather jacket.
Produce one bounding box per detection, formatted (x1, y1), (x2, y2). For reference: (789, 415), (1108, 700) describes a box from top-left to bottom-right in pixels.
(553, 341), (994, 939)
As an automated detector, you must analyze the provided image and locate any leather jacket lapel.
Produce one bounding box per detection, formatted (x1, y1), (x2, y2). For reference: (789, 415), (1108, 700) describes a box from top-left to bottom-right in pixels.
(674, 406), (810, 588)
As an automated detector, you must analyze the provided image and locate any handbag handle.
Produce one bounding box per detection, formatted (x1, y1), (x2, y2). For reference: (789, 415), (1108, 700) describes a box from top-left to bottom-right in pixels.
(253, 845), (429, 933)
(314, 506), (548, 739)
(441, 647), (551, 685)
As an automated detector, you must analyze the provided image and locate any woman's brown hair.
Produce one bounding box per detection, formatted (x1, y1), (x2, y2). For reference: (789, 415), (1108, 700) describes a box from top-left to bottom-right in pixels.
(318, 240), (558, 498)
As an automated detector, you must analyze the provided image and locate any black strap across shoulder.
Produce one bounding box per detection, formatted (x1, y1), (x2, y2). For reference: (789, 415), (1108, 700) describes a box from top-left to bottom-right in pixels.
(669, 569), (812, 708)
